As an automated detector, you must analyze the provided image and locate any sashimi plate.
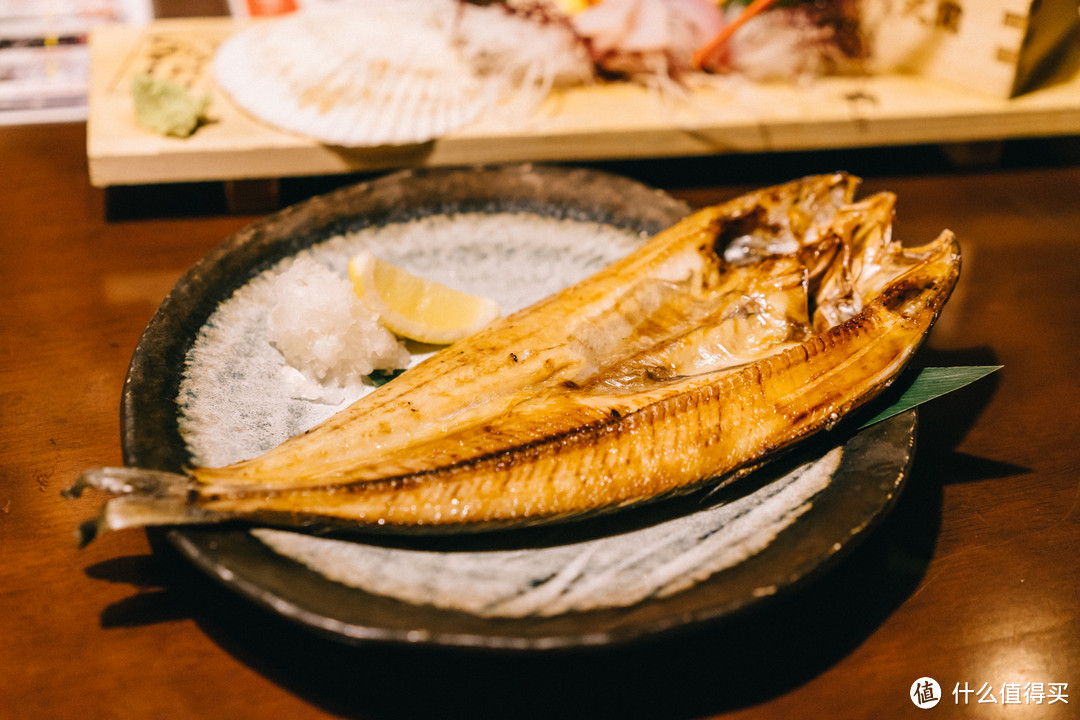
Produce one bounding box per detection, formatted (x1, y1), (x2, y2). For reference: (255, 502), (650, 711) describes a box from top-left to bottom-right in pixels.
(123, 164), (916, 650)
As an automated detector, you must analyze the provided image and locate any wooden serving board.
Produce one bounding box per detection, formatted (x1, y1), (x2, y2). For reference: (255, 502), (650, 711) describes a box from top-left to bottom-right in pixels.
(87, 17), (1080, 188)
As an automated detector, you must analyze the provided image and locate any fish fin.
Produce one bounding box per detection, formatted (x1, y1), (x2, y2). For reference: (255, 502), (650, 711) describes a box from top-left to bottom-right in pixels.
(63, 466), (192, 499)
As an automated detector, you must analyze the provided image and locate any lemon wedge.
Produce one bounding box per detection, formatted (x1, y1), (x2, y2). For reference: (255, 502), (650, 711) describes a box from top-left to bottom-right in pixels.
(348, 251), (501, 345)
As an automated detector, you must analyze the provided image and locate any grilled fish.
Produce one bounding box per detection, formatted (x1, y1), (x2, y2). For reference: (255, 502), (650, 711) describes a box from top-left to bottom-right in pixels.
(68, 173), (960, 542)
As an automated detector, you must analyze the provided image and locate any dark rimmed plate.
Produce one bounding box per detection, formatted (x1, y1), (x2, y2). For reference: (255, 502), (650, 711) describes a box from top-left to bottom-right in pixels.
(122, 164), (916, 651)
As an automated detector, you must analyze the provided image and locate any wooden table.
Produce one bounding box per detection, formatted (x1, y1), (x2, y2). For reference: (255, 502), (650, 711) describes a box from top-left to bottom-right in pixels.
(2, 122), (1078, 719)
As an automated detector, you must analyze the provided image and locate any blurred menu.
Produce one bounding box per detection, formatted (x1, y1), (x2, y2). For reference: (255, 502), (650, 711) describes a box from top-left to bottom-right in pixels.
(0, 0), (152, 124)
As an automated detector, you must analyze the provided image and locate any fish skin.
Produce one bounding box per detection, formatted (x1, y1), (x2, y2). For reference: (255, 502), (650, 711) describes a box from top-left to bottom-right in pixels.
(194, 229), (958, 528)
(68, 173), (960, 539)
(191, 172), (860, 491)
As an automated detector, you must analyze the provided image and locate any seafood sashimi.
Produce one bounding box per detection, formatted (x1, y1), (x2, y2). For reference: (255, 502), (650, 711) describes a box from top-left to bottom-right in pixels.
(212, 1), (594, 148)
(68, 174), (960, 542)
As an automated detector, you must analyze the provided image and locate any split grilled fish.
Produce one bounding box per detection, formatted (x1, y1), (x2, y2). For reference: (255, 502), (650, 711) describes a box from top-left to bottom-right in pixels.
(68, 173), (960, 542)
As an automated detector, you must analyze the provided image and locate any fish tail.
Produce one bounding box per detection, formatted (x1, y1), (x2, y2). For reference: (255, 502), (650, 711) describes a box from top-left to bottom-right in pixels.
(63, 467), (227, 546)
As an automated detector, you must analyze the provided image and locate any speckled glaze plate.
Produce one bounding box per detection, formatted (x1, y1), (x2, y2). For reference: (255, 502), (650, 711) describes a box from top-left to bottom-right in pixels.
(122, 164), (917, 650)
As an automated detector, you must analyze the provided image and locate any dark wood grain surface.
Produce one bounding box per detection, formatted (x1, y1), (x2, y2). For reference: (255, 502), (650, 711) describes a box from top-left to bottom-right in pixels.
(2, 122), (1077, 719)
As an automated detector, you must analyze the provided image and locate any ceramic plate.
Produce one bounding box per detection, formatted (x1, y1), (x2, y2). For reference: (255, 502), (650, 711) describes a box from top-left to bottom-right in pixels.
(122, 164), (916, 650)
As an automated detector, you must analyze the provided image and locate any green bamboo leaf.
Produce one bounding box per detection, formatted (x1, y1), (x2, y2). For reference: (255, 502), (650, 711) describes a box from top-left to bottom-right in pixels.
(368, 367), (406, 387)
(858, 365), (1002, 429)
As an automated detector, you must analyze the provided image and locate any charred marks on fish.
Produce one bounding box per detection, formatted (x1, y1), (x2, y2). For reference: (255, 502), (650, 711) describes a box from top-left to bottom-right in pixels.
(66, 173), (960, 540)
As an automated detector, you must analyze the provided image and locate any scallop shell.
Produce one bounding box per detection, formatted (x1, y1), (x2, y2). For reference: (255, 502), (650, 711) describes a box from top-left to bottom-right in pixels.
(213, 1), (498, 147)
